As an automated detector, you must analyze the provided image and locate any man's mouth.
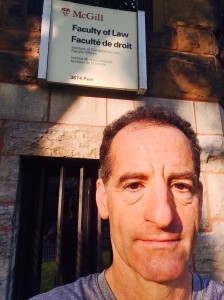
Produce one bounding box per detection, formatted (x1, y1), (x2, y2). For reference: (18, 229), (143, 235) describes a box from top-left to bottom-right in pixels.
(137, 238), (181, 249)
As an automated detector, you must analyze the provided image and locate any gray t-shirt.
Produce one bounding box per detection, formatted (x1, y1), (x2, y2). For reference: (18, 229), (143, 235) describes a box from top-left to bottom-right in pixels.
(30, 271), (224, 299)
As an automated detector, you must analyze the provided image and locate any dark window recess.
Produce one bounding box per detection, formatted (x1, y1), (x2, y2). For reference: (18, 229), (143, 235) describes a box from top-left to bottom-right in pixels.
(27, 0), (44, 16)
(13, 157), (112, 300)
(67, 0), (137, 11)
(26, 0), (149, 16)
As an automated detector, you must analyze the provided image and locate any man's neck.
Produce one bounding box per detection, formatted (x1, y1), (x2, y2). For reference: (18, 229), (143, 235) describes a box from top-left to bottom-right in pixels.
(105, 263), (192, 300)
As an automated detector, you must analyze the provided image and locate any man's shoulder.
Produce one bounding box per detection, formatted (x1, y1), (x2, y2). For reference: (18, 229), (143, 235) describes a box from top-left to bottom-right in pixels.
(29, 272), (111, 300)
(192, 272), (224, 299)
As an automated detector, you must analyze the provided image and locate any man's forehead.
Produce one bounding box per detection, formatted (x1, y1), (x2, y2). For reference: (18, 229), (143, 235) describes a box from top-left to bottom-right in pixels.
(109, 122), (193, 165)
(112, 122), (189, 145)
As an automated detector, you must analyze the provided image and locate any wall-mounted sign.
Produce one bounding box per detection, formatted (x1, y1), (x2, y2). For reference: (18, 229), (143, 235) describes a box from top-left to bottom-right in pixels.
(38, 0), (147, 94)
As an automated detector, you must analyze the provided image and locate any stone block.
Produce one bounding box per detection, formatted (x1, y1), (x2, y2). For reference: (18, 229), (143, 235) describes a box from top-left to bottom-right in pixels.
(178, 27), (218, 55)
(148, 26), (177, 50)
(199, 173), (209, 230)
(50, 91), (106, 126)
(0, 258), (9, 279)
(0, 232), (11, 259)
(0, 256), (10, 299)
(165, 0), (222, 30)
(2, 2), (41, 32)
(143, 97), (196, 131)
(0, 84), (48, 121)
(3, 122), (104, 159)
(195, 102), (223, 134)
(0, 53), (38, 83)
(206, 173), (224, 220)
(195, 222), (224, 281)
(107, 98), (141, 124)
(0, 278), (7, 296)
(0, 205), (14, 228)
(0, 29), (40, 54)
(221, 105), (224, 131)
(199, 135), (224, 172)
(0, 121), (4, 153)
(0, 156), (20, 202)
(148, 50), (224, 102)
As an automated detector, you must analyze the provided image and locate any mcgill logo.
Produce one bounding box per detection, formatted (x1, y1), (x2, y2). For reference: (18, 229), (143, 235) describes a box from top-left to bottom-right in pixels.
(61, 8), (70, 16)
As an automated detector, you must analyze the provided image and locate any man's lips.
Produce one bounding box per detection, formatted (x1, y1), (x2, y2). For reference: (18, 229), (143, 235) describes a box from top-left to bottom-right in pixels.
(137, 238), (181, 249)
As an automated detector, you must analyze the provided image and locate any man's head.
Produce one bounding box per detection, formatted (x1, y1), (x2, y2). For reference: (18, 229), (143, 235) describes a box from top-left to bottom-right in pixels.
(96, 104), (203, 284)
(99, 105), (201, 185)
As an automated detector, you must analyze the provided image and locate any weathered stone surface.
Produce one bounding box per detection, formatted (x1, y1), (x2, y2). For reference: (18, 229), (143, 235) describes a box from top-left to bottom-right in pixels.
(221, 104), (224, 129)
(0, 257), (9, 296)
(0, 121), (4, 153)
(199, 173), (209, 230)
(0, 234), (11, 297)
(50, 91), (106, 126)
(165, 0), (222, 30)
(206, 173), (224, 219)
(195, 102), (223, 134)
(198, 135), (224, 172)
(3, 122), (104, 158)
(0, 29), (40, 53)
(0, 156), (20, 202)
(0, 232), (11, 260)
(148, 50), (224, 101)
(148, 26), (177, 50)
(0, 83), (48, 121)
(2, 2), (41, 32)
(0, 278), (7, 297)
(0, 53), (38, 83)
(195, 223), (224, 281)
(107, 98), (140, 124)
(0, 258), (9, 279)
(0, 205), (14, 228)
(143, 97), (196, 131)
(178, 27), (218, 55)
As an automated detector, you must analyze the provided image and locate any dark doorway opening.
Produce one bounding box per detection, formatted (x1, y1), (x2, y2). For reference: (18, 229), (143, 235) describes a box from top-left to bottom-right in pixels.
(13, 156), (112, 299)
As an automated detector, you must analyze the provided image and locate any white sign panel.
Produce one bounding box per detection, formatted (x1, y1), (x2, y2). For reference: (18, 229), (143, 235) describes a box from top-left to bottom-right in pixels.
(46, 0), (138, 90)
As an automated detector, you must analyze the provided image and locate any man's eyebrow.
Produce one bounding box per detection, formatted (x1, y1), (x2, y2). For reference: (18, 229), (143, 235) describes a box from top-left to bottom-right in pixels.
(168, 171), (198, 181)
(115, 172), (148, 187)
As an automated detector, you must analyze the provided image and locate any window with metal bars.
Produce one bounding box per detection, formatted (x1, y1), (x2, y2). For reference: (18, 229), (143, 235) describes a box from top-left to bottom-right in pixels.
(13, 157), (111, 300)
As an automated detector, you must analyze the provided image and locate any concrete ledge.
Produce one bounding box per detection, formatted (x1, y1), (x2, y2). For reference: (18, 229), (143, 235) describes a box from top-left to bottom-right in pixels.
(3, 122), (104, 159)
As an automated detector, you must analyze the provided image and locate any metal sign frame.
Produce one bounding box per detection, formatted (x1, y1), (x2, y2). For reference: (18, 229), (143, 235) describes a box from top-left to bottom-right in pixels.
(38, 0), (147, 94)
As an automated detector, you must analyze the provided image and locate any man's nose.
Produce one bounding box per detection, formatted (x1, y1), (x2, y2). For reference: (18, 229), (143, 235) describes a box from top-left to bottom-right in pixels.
(143, 180), (174, 228)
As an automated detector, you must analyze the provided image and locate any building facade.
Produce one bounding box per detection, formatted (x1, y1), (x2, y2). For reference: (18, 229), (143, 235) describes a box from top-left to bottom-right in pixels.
(0, 0), (224, 299)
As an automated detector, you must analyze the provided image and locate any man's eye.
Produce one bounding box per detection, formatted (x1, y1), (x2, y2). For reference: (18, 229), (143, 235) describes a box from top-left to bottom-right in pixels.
(126, 182), (141, 191)
(173, 183), (191, 192)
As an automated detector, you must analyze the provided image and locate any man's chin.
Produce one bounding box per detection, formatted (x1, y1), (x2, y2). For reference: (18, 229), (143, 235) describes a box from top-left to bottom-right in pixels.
(130, 255), (188, 284)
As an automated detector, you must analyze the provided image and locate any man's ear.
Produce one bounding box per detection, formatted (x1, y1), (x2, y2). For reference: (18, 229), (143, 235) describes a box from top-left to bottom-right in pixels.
(198, 181), (203, 219)
(96, 179), (109, 219)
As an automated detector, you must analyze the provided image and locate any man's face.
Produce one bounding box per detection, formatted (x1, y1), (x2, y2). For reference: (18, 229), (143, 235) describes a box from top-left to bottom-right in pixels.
(96, 124), (202, 283)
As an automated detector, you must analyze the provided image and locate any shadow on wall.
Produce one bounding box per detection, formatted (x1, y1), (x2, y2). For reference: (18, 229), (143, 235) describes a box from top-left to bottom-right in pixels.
(215, 0), (224, 70)
(148, 0), (224, 104)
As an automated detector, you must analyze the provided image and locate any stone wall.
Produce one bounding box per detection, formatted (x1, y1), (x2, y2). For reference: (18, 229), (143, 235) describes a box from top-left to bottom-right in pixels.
(0, 0), (223, 299)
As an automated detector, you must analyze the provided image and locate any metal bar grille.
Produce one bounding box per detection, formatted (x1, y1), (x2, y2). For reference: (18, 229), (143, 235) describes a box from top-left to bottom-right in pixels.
(55, 166), (65, 286)
(76, 167), (84, 278)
